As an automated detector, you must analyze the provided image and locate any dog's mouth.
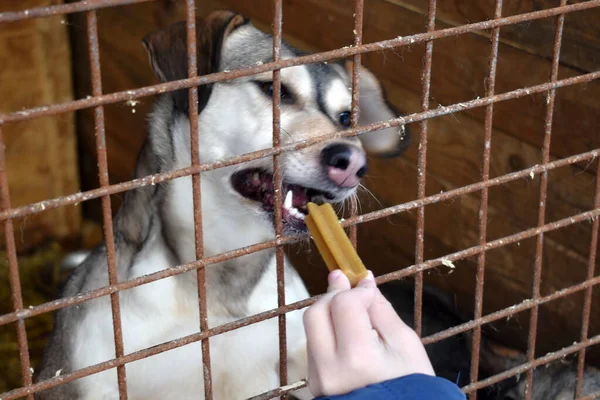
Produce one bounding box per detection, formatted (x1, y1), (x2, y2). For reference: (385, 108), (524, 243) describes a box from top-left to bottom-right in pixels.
(231, 168), (337, 231)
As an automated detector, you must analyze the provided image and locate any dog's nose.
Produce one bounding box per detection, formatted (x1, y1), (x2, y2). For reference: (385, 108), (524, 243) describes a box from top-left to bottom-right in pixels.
(321, 143), (367, 188)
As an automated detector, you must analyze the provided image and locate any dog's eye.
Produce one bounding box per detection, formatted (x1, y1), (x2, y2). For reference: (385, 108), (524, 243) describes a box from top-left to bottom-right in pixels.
(339, 111), (352, 128)
(257, 81), (291, 101)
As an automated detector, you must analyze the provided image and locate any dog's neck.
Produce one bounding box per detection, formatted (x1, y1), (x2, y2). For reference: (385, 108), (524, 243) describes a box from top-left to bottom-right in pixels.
(151, 107), (275, 263)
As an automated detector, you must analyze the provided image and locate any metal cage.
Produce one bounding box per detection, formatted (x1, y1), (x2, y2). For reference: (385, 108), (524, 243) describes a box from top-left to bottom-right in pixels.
(1, 0), (600, 399)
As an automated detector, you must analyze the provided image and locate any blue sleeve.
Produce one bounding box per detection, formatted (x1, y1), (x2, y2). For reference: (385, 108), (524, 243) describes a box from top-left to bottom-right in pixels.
(314, 374), (466, 400)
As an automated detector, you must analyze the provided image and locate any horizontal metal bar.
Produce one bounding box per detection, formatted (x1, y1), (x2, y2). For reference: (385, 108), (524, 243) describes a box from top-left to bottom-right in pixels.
(421, 273), (600, 347)
(1, 0), (599, 125)
(5, 206), (600, 399)
(0, 148), (598, 327)
(0, 68), (598, 224)
(247, 380), (308, 400)
(0, 299), (317, 399)
(461, 334), (600, 394)
(0, 0), (153, 23)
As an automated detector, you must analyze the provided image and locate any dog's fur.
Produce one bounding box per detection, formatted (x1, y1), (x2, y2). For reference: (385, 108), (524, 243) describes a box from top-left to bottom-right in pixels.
(35, 10), (408, 400)
(478, 340), (600, 400)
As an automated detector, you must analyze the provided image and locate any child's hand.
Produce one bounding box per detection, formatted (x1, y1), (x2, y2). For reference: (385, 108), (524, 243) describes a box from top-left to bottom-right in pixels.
(303, 270), (435, 397)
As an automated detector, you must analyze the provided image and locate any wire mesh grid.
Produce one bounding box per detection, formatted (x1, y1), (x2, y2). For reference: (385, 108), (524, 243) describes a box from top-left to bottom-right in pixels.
(1, 0), (600, 399)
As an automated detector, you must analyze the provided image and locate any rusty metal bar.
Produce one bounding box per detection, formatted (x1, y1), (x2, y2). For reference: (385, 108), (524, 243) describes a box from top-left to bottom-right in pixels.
(0, 0), (152, 23)
(421, 274), (600, 347)
(0, 124), (33, 400)
(2, 0), (599, 125)
(348, 0), (364, 248)
(183, 1), (213, 398)
(86, 10), (128, 398)
(461, 333), (600, 395)
(247, 380), (307, 400)
(1, 66), (597, 225)
(524, 3), (566, 397)
(413, 0), (436, 338)
(270, 0), (288, 394)
(6, 204), (600, 399)
(257, 333), (600, 400)
(469, 2), (503, 397)
(1, 147), (599, 330)
(575, 160), (600, 398)
(1, 1), (600, 397)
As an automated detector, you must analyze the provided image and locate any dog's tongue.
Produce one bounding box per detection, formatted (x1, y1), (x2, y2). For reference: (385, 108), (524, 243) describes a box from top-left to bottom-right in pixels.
(291, 188), (308, 208)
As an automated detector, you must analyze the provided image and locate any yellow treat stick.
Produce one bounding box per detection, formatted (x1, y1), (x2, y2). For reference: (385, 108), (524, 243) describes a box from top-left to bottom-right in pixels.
(305, 202), (369, 287)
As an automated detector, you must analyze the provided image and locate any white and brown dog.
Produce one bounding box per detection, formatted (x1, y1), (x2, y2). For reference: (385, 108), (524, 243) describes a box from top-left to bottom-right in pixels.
(36, 10), (409, 399)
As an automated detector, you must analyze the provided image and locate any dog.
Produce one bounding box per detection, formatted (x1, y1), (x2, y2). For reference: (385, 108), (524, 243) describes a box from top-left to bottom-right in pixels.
(35, 10), (409, 399)
(477, 339), (600, 400)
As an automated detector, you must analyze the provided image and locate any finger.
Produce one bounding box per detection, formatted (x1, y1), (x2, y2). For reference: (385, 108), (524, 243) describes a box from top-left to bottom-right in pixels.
(329, 287), (379, 350)
(327, 269), (351, 293)
(306, 340), (325, 396)
(390, 326), (436, 376)
(364, 290), (435, 375)
(366, 289), (412, 342)
(303, 270), (358, 356)
(303, 293), (337, 356)
(356, 270), (376, 288)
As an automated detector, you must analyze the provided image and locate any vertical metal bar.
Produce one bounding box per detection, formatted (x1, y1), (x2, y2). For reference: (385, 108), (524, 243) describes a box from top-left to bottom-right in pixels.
(348, 0), (364, 248)
(86, 10), (128, 399)
(469, 2), (503, 397)
(414, 0), (436, 337)
(524, 2), (566, 398)
(0, 125), (34, 400)
(184, 1), (212, 398)
(271, 0), (287, 394)
(575, 158), (600, 398)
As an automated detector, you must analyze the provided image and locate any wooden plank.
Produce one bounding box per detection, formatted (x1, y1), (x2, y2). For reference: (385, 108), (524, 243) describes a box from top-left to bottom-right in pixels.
(393, 0), (600, 73)
(0, 0), (81, 251)
(67, 0), (187, 219)
(378, 78), (597, 259)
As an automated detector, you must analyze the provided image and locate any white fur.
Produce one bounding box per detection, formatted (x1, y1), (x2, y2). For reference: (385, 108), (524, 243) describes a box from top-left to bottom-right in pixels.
(324, 79), (352, 117)
(70, 215), (312, 400)
(68, 102), (316, 399)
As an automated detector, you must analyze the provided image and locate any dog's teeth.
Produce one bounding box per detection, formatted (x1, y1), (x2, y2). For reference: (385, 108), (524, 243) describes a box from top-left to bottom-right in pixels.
(252, 172), (260, 184)
(289, 207), (306, 220)
(284, 190), (293, 210)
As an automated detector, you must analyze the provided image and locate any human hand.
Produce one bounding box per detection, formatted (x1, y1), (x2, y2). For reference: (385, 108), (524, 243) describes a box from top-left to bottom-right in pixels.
(303, 270), (435, 397)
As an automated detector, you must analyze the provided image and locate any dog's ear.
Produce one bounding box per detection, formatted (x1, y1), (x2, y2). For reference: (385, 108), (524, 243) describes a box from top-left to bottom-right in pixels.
(342, 61), (410, 158)
(142, 10), (248, 113)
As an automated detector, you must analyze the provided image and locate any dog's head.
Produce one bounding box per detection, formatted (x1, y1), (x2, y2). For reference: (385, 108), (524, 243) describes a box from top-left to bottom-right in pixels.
(143, 10), (409, 234)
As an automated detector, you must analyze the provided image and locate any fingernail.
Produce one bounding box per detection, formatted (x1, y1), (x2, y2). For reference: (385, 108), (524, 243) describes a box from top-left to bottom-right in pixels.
(357, 270), (375, 287)
(328, 269), (344, 285)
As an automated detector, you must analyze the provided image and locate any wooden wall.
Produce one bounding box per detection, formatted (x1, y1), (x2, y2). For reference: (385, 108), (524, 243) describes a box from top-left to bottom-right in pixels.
(0, 0), (81, 252)
(67, 0), (600, 364)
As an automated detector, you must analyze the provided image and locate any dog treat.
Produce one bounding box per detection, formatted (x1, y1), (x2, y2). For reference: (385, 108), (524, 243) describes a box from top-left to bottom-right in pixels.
(306, 202), (369, 287)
